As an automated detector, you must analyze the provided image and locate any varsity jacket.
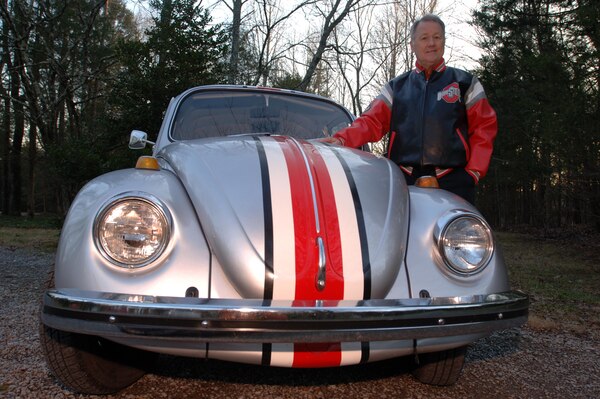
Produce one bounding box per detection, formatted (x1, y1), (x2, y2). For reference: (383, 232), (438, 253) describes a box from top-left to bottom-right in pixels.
(334, 59), (497, 182)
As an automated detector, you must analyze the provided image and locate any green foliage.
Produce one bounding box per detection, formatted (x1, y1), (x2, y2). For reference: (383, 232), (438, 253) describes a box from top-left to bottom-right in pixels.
(498, 231), (600, 333)
(0, 227), (61, 252)
(1, 0), (231, 213)
(1, 0), (145, 209)
(233, 26), (263, 86)
(0, 214), (62, 252)
(107, 0), (229, 139)
(473, 0), (600, 231)
(271, 72), (304, 90)
(43, 125), (140, 198)
(0, 214), (63, 229)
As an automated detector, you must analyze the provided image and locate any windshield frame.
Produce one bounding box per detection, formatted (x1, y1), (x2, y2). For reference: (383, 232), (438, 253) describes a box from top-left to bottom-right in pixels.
(166, 86), (354, 143)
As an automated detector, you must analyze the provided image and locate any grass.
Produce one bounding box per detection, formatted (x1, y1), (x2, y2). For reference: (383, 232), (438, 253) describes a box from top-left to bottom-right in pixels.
(0, 214), (63, 229)
(497, 231), (600, 337)
(1, 215), (598, 335)
(0, 214), (62, 253)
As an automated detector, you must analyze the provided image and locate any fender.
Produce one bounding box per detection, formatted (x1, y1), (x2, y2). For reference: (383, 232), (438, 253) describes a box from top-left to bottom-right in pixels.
(55, 168), (211, 298)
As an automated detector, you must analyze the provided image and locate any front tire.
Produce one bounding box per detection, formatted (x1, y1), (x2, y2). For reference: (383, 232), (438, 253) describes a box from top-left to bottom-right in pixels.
(412, 346), (467, 386)
(40, 323), (153, 394)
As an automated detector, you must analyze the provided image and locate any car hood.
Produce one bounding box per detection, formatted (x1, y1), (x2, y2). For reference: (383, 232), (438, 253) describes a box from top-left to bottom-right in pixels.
(159, 136), (409, 300)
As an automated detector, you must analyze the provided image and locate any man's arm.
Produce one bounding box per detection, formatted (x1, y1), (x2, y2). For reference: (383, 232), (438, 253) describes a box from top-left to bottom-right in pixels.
(465, 76), (498, 182)
(329, 84), (393, 148)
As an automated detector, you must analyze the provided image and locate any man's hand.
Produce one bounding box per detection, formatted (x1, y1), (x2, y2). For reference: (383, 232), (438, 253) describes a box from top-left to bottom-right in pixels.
(317, 136), (344, 146)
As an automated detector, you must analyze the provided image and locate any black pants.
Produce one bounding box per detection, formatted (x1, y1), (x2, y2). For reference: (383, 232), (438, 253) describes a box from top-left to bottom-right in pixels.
(402, 166), (476, 205)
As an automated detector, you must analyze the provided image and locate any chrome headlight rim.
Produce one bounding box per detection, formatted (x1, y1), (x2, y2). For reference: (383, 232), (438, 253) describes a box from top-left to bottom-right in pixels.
(93, 192), (173, 270)
(434, 210), (494, 276)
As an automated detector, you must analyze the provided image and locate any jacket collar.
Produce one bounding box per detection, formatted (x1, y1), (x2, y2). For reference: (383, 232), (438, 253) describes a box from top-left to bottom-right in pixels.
(415, 58), (446, 79)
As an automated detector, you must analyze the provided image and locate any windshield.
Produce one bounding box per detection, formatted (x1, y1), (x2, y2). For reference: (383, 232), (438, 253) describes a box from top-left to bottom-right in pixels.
(170, 89), (353, 141)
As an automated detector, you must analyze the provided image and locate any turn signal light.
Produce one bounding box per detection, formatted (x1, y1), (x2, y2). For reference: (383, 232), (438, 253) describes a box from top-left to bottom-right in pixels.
(135, 156), (160, 170)
(415, 176), (439, 188)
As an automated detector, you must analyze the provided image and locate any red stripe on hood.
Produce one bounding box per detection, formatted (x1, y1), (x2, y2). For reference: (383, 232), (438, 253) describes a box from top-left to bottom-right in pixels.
(276, 137), (345, 300)
(276, 137), (319, 300)
(300, 140), (345, 296)
(275, 137), (343, 367)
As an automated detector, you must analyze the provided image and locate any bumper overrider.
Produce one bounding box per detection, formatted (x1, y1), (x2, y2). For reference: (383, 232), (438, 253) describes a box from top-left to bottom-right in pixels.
(42, 289), (528, 343)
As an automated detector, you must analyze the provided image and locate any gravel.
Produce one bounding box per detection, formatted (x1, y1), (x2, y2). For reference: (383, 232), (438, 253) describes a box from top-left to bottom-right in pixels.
(1, 246), (599, 399)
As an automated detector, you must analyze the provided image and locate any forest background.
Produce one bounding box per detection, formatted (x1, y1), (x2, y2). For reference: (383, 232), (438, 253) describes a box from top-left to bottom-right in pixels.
(1, 0), (598, 234)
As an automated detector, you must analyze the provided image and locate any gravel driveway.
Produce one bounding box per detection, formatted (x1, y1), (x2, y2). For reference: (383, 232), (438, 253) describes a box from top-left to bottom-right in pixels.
(1, 247), (599, 399)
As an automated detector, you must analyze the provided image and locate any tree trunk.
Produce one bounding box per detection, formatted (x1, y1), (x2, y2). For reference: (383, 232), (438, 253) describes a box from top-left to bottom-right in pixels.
(9, 77), (24, 216)
(298, 0), (358, 92)
(229, 0), (242, 84)
(1, 94), (9, 214)
(27, 122), (37, 217)
(1, 0), (10, 214)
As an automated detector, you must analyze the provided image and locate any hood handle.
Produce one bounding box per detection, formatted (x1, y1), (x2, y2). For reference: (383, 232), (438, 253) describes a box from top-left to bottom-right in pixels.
(316, 236), (326, 291)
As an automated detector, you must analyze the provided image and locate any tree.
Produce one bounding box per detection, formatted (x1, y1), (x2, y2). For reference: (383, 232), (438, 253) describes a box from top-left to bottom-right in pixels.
(473, 0), (599, 231)
(330, 0), (438, 116)
(109, 0), (229, 139)
(214, 0), (317, 85)
(0, 0), (136, 214)
(0, 0), (22, 215)
(297, 0), (362, 91)
(330, 3), (377, 115)
(211, 0), (250, 84)
(229, 0), (244, 83)
(0, 0), (229, 214)
(370, 0), (437, 90)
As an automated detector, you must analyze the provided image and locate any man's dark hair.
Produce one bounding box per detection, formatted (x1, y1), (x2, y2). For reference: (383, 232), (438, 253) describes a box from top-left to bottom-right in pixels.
(410, 14), (445, 42)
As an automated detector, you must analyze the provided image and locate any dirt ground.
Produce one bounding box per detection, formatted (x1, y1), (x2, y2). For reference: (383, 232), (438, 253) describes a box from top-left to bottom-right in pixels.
(1, 247), (598, 399)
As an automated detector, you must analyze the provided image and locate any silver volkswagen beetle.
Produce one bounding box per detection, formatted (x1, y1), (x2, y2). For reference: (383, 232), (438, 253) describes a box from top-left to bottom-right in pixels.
(40, 85), (528, 394)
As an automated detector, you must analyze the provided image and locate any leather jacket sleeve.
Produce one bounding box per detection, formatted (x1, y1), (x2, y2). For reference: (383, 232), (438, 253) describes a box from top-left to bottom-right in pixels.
(465, 97), (497, 179)
(333, 99), (391, 149)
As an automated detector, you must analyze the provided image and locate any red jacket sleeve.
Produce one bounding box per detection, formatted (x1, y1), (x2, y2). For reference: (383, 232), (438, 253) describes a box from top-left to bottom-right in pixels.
(466, 98), (497, 179)
(333, 99), (392, 149)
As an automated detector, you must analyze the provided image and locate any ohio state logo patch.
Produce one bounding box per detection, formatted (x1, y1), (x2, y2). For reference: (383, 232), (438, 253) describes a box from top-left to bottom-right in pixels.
(437, 82), (461, 103)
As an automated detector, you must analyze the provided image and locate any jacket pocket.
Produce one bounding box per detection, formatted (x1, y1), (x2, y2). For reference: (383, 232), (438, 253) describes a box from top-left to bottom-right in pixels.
(454, 128), (470, 161)
(387, 131), (396, 159)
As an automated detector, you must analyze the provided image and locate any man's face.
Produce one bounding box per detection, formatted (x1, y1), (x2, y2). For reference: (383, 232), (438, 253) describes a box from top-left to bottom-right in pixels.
(410, 20), (445, 69)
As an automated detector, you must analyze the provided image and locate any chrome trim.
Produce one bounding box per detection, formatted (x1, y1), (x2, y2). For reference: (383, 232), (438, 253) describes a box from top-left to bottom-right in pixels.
(290, 136), (321, 233)
(433, 210), (494, 276)
(42, 289), (528, 343)
(316, 236), (326, 291)
(93, 192), (173, 270)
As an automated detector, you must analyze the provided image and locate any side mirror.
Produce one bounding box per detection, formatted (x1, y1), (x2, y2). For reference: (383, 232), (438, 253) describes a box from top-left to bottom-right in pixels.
(129, 130), (155, 150)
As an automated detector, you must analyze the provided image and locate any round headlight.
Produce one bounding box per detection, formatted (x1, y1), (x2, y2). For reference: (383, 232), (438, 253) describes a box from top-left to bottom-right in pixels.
(438, 215), (493, 275)
(94, 194), (171, 268)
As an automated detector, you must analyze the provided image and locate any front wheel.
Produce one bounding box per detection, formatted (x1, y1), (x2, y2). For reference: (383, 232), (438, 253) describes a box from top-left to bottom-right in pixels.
(40, 323), (155, 394)
(412, 346), (467, 386)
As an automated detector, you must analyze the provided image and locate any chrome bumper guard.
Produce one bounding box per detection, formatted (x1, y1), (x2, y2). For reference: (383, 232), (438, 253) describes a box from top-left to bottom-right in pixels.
(42, 289), (528, 343)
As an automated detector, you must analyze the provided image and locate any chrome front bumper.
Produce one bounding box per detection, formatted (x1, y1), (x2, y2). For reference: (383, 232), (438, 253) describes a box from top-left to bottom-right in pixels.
(41, 289), (528, 343)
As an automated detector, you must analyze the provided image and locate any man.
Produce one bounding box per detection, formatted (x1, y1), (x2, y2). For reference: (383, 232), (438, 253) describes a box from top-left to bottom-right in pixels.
(322, 14), (497, 204)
